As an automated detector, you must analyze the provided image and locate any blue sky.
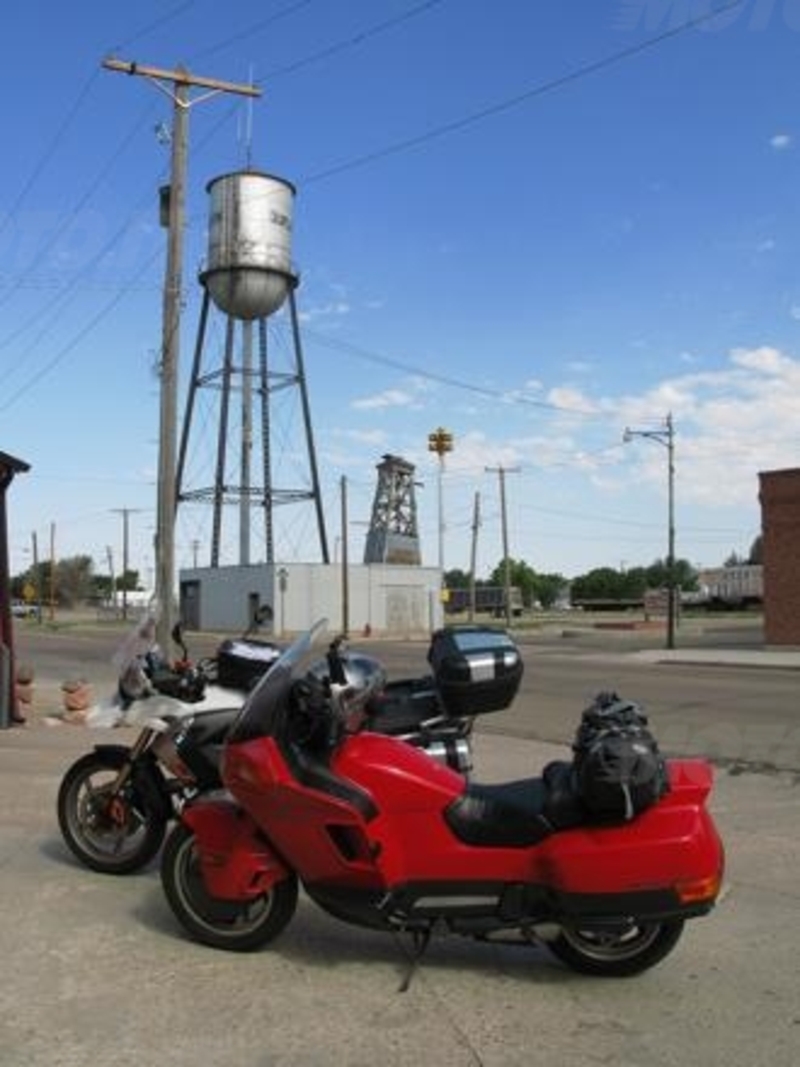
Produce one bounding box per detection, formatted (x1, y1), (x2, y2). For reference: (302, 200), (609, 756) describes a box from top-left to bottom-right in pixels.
(3, 0), (800, 586)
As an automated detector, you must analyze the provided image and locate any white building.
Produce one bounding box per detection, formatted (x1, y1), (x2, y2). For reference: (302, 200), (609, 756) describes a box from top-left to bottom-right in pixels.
(697, 564), (763, 605)
(179, 562), (444, 637)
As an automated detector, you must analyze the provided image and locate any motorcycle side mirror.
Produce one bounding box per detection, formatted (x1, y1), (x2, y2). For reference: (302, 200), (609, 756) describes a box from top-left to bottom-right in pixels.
(326, 635), (348, 685)
(171, 622), (188, 661)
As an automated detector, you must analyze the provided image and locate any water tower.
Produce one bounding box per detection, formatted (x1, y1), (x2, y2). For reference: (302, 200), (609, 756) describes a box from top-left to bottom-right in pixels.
(176, 170), (329, 566)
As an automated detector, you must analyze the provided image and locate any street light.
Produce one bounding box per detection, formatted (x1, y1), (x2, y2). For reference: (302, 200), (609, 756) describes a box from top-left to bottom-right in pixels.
(623, 413), (676, 650)
(427, 428), (453, 584)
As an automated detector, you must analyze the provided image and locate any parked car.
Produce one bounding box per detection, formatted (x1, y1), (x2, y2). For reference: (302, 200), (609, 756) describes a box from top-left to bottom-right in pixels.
(11, 601), (37, 618)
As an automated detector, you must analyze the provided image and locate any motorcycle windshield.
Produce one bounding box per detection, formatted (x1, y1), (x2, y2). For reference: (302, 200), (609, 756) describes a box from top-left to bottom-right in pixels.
(225, 618), (329, 745)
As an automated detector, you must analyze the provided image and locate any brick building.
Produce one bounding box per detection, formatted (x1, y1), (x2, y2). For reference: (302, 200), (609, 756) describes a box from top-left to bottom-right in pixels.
(759, 467), (800, 646)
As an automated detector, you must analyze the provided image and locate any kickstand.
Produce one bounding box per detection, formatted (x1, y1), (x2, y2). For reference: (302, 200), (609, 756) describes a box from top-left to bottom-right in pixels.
(396, 927), (431, 993)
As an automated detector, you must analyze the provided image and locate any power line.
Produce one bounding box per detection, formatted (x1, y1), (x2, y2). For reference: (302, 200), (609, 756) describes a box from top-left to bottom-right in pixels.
(190, 0), (317, 62)
(303, 0), (746, 183)
(300, 325), (597, 417)
(0, 70), (99, 247)
(255, 0), (448, 83)
(0, 0), (746, 408)
(106, 0), (196, 53)
(0, 97), (159, 329)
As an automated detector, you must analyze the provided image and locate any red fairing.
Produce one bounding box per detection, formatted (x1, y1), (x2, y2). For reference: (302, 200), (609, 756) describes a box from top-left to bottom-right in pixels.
(335, 740), (723, 892)
(223, 729), (723, 903)
(224, 737), (385, 890)
(532, 761), (724, 896)
(182, 795), (290, 900)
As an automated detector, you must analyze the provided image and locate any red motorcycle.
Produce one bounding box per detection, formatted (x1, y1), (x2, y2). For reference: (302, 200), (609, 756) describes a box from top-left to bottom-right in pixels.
(160, 620), (724, 977)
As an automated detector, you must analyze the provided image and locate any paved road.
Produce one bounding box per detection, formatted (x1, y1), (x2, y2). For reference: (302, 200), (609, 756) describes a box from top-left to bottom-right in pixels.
(13, 618), (800, 771)
(1, 721), (798, 1066)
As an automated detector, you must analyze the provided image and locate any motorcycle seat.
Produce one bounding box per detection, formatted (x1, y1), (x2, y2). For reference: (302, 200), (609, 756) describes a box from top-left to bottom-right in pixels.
(445, 778), (554, 847)
(445, 764), (587, 848)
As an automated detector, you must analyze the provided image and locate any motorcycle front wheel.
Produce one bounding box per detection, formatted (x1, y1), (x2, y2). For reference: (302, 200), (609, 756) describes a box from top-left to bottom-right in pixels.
(57, 751), (168, 874)
(160, 823), (299, 952)
(547, 918), (685, 977)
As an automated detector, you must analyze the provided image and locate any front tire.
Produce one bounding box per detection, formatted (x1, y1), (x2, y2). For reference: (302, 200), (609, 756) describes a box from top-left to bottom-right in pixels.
(547, 918), (685, 977)
(57, 751), (168, 874)
(160, 823), (298, 952)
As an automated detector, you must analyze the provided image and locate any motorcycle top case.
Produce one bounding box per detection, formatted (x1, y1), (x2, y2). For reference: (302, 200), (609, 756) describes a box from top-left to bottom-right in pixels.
(428, 625), (523, 716)
(216, 638), (282, 691)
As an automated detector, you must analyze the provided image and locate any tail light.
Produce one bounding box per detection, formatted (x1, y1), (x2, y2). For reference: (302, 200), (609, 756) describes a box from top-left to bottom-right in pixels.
(675, 871), (724, 905)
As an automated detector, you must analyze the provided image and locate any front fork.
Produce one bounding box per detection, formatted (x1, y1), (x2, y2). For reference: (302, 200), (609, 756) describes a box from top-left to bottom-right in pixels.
(95, 733), (173, 823)
(108, 728), (155, 793)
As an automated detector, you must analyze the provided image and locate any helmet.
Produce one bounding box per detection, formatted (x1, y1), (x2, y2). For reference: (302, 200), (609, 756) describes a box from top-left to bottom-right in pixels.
(308, 644), (387, 734)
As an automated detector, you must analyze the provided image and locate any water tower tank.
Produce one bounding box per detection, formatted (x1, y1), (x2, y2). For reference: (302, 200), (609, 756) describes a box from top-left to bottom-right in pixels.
(200, 171), (296, 321)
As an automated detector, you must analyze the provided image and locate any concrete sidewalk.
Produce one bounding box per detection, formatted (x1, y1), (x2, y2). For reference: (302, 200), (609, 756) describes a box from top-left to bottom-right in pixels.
(630, 646), (800, 669)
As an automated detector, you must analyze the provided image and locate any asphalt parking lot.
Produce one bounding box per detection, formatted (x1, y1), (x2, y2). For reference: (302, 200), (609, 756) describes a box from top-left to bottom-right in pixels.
(1, 712), (798, 1067)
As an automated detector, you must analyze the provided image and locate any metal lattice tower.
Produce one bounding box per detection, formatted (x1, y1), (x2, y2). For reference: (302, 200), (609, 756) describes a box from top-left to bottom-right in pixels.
(363, 454), (421, 565)
(175, 285), (329, 567)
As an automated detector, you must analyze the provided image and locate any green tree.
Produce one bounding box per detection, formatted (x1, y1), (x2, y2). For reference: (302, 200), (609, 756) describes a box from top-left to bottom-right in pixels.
(570, 567), (628, 602)
(488, 558), (538, 608)
(444, 568), (470, 590)
(645, 558), (698, 592)
(621, 567), (648, 599)
(531, 572), (568, 609)
(748, 535), (763, 564)
(487, 558), (567, 609)
(117, 569), (140, 592)
(55, 555), (94, 607)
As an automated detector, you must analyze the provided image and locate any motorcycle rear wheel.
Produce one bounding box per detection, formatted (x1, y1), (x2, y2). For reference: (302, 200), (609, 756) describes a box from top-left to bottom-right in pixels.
(57, 751), (168, 874)
(160, 823), (299, 952)
(547, 918), (685, 977)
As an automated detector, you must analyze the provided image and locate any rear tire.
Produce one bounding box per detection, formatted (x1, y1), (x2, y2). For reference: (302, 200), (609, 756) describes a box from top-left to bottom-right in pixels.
(160, 823), (298, 952)
(57, 751), (168, 874)
(547, 918), (685, 977)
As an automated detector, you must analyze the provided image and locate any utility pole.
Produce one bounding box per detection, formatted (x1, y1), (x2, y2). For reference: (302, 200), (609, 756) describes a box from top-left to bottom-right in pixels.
(111, 508), (141, 621)
(49, 523), (56, 623)
(106, 545), (116, 613)
(340, 475), (349, 638)
(485, 465), (520, 628)
(623, 413), (676, 650)
(31, 531), (41, 624)
(102, 58), (260, 651)
(468, 491), (480, 622)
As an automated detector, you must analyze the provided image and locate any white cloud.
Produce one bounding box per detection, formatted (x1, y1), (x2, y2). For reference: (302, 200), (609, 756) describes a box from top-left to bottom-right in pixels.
(351, 388), (416, 410)
(334, 428), (387, 446)
(729, 345), (793, 375)
(609, 345), (800, 509)
(298, 301), (350, 323)
(546, 386), (597, 414)
(770, 133), (791, 150)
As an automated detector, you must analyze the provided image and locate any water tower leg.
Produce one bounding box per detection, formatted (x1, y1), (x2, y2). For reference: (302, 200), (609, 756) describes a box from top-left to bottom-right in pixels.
(211, 316), (235, 567)
(257, 318), (274, 564)
(288, 287), (330, 564)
